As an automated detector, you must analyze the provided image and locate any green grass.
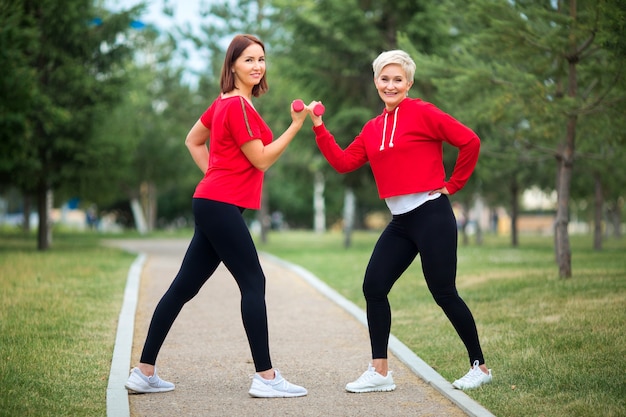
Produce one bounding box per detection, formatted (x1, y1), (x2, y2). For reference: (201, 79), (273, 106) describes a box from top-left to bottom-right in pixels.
(0, 231), (135, 417)
(255, 231), (626, 417)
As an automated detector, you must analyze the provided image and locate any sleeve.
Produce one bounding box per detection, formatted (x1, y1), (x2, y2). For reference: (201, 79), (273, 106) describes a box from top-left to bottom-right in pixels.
(199, 100), (216, 129)
(313, 123), (368, 174)
(426, 104), (480, 194)
(228, 97), (264, 147)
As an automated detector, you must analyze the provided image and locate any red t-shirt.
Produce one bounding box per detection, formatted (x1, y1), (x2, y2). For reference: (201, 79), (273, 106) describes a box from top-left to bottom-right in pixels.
(193, 95), (272, 209)
(314, 97), (480, 198)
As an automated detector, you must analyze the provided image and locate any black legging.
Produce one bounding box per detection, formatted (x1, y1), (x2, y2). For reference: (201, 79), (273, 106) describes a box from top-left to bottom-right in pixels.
(140, 198), (272, 372)
(364, 195), (485, 366)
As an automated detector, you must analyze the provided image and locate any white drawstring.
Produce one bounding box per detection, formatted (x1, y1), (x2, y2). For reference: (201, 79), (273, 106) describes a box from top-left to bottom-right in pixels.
(379, 107), (399, 151)
(389, 107), (398, 148)
(380, 113), (388, 151)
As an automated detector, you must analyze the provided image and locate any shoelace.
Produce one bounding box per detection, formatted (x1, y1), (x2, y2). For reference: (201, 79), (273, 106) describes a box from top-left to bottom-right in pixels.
(355, 369), (380, 383)
(463, 368), (483, 382)
(252, 371), (286, 387)
(458, 361), (486, 384)
(147, 375), (164, 387)
(269, 376), (286, 387)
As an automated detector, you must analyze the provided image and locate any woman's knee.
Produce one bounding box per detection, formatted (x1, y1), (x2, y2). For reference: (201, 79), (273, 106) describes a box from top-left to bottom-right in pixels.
(431, 288), (460, 307)
(363, 278), (389, 301)
(166, 282), (201, 304)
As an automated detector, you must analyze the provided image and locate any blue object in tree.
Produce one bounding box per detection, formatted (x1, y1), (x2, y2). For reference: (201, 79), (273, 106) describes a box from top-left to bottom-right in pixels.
(130, 20), (146, 29)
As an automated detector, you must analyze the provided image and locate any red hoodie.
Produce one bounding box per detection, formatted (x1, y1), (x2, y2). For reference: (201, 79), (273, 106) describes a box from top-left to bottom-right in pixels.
(313, 97), (480, 198)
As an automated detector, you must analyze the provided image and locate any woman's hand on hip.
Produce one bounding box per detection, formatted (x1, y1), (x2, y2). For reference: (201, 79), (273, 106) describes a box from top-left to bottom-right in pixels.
(429, 186), (449, 195)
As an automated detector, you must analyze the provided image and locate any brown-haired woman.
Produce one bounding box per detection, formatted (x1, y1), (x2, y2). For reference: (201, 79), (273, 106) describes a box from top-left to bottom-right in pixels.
(125, 34), (308, 398)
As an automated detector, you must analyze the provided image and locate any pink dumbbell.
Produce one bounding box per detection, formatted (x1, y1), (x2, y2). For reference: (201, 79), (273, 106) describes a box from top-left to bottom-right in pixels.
(292, 99), (325, 116)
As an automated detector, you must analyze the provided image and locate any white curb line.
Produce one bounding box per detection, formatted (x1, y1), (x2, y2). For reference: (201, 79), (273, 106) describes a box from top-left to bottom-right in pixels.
(106, 253), (146, 417)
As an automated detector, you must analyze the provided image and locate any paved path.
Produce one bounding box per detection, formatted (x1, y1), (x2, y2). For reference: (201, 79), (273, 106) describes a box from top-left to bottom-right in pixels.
(107, 239), (495, 417)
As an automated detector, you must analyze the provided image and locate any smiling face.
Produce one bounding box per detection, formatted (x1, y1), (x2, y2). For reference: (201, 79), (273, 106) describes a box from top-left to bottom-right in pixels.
(232, 43), (266, 91)
(374, 63), (413, 111)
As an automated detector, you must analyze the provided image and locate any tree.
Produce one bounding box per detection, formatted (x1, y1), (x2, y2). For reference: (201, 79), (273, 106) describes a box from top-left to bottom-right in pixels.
(0, 0), (141, 249)
(0, 2), (35, 178)
(572, 107), (626, 249)
(0, 1), (38, 231)
(404, 0), (626, 277)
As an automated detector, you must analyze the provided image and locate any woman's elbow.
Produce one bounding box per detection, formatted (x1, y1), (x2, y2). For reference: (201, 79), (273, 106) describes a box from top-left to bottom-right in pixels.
(244, 154), (270, 171)
(254, 162), (271, 172)
(184, 135), (195, 150)
(330, 163), (352, 174)
(185, 122), (209, 149)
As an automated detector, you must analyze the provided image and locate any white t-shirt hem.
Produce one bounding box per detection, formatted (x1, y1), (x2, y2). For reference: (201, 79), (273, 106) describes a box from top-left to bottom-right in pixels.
(385, 191), (441, 215)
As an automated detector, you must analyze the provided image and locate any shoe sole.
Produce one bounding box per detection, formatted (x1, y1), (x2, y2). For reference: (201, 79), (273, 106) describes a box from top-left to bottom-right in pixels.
(452, 379), (492, 390)
(248, 388), (307, 398)
(345, 384), (396, 393)
(125, 382), (175, 394)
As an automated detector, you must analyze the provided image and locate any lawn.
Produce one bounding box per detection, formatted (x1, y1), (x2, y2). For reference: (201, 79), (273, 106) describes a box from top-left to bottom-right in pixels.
(0, 231), (135, 417)
(255, 231), (626, 417)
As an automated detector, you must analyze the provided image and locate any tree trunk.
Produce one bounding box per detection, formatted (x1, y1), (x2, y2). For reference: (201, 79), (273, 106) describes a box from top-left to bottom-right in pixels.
(593, 173), (603, 250)
(36, 184), (52, 250)
(461, 203), (470, 246)
(343, 187), (355, 248)
(22, 194), (32, 233)
(554, 0), (578, 278)
(313, 170), (326, 233)
(605, 202), (622, 239)
(258, 181), (270, 243)
(141, 181), (158, 232)
(130, 198), (148, 235)
(554, 143), (574, 278)
(474, 196), (483, 245)
(475, 220), (483, 245)
(510, 179), (519, 247)
(611, 203), (622, 238)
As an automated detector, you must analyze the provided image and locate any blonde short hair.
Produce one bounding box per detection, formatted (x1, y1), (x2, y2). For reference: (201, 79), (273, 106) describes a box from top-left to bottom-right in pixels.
(372, 50), (416, 81)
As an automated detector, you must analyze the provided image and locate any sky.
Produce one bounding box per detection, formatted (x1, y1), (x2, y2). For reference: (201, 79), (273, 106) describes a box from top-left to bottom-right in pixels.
(105, 0), (207, 85)
(106, 0), (202, 31)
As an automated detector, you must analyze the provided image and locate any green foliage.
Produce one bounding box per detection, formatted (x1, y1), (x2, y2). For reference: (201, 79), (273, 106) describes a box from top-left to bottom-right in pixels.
(85, 53), (205, 222)
(397, 0), (626, 253)
(5, 0), (624, 241)
(0, 0), (147, 247)
(22, 0), (138, 189)
(0, 1), (37, 185)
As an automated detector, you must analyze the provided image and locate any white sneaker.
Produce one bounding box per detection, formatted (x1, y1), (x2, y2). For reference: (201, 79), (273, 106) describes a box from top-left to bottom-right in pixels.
(248, 369), (307, 398)
(125, 367), (175, 393)
(345, 364), (396, 393)
(452, 360), (492, 390)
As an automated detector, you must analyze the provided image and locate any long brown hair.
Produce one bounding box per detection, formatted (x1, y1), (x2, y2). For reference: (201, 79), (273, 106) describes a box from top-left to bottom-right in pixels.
(220, 34), (269, 97)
